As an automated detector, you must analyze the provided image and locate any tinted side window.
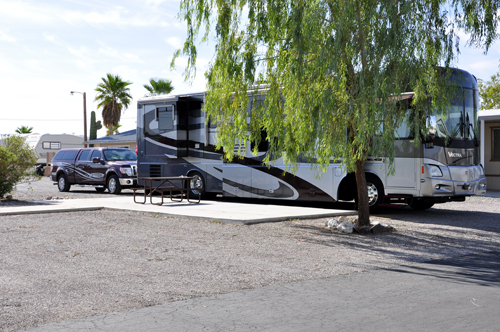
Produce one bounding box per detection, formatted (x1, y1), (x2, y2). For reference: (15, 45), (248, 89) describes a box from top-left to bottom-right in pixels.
(91, 150), (102, 160)
(62, 150), (78, 160)
(53, 151), (64, 161)
(157, 106), (174, 131)
(78, 150), (91, 161)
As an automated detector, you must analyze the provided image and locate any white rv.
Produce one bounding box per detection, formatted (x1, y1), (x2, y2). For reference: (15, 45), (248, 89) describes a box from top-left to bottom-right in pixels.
(23, 134), (84, 165)
(136, 68), (487, 211)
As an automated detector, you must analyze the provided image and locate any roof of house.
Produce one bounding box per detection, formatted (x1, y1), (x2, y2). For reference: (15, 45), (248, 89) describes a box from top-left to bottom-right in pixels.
(478, 109), (500, 121)
(86, 129), (136, 144)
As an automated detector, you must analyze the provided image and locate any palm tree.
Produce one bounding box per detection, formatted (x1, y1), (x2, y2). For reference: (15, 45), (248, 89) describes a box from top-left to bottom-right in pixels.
(143, 78), (174, 95)
(94, 74), (132, 136)
(15, 126), (33, 134)
(106, 123), (122, 136)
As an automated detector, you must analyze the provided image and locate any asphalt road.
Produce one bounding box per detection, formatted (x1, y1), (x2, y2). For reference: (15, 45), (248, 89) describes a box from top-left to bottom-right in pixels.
(20, 250), (500, 332)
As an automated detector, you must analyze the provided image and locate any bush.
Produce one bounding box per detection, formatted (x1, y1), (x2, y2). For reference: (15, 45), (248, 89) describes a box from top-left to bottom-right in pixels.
(0, 135), (39, 198)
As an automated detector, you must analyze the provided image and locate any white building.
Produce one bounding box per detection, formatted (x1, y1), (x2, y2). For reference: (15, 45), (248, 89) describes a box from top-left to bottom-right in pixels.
(479, 109), (500, 190)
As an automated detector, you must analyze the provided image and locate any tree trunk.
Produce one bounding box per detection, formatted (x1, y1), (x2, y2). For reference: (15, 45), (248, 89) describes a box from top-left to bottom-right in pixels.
(354, 159), (370, 227)
(107, 125), (113, 136)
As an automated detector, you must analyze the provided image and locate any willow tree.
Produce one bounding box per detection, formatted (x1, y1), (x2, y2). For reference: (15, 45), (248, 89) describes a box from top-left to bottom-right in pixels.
(174, 0), (499, 226)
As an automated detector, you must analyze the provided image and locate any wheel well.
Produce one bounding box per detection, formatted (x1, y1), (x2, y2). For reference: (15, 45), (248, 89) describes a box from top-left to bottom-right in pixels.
(337, 172), (384, 201)
(105, 172), (118, 182)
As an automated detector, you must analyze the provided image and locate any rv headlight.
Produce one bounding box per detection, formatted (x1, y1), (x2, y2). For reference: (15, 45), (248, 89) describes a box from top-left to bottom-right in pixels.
(120, 167), (133, 176)
(429, 165), (443, 177)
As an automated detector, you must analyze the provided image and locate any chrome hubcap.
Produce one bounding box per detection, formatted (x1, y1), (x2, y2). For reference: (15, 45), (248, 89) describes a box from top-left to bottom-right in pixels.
(190, 175), (202, 194)
(58, 177), (65, 190)
(108, 178), (117, 193)
(367, 183), (378, 206)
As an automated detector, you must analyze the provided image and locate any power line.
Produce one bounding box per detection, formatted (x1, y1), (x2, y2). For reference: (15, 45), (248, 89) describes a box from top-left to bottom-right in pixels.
(0, 118), (136, 121)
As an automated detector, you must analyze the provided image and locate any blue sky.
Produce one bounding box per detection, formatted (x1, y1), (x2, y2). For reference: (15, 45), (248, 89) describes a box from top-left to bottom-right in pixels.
(1, 0), (500, 136)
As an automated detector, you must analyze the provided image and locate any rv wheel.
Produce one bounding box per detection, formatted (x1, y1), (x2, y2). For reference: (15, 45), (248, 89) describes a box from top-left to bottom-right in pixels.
(188, 171), (205, 199)
(366, 175), (384, 213)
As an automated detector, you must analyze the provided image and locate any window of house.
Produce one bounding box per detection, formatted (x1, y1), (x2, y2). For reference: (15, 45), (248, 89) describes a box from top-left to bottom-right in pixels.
(493, 128), (500, 161)
(156, 106), (174, 131)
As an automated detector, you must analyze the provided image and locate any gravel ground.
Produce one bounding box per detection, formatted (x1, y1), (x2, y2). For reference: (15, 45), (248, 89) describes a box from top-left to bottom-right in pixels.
(1, 177), (500, 331)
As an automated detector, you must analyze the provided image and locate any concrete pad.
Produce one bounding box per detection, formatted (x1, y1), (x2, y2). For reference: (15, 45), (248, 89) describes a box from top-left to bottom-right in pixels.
(0, 196), (355, 224)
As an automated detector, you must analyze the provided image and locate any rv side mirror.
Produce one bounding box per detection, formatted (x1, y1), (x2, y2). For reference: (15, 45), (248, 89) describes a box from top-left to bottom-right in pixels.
(426, 115), (437, 140)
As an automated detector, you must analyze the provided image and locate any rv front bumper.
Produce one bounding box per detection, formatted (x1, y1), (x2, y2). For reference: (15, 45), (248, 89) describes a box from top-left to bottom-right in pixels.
(421, 176), (487, 197)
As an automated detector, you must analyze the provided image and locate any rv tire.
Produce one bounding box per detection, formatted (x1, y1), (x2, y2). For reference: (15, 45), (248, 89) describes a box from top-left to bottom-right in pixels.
(366, 175), (384, 213)
(188, 171), (205, 200)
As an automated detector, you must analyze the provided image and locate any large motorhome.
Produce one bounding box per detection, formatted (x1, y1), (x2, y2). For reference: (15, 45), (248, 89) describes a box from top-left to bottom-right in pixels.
(136, 69), (487, 210)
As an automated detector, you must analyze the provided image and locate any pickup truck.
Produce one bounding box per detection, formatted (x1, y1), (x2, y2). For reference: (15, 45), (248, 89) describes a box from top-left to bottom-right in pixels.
(50, 147), (138, 194)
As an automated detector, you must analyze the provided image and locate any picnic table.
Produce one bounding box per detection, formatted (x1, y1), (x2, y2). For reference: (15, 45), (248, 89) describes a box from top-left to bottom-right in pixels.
(133, 176), (202, 205)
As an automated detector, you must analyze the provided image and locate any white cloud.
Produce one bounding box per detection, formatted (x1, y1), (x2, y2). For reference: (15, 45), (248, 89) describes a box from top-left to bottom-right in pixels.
(0, 0), (54, 24)
(0, 31), (16, 42)
(60, 7), (127, 27)
(166, 37), (183, 49)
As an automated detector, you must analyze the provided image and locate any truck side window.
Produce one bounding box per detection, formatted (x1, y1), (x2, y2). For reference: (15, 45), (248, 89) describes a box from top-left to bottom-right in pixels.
(78, 150), (91, 161)
(61, 150), (78, 160)
(156, 106), (174, 131)
(91, 150), (102, 160)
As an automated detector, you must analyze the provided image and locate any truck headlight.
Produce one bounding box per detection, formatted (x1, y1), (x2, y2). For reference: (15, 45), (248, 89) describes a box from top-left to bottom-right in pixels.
(120, 167), (133, 176)
(479, 164), (485, 177)
(429, 165), (443, 177)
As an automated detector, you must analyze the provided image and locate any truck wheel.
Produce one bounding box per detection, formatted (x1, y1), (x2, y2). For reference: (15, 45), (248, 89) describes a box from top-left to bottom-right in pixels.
(107, 175), (122, 194)
(188, 171), (205, 199)
(57, 174), (71, 192)
(409, 198), (434, 210)
(35, 165), (44, 176)
(366, 175), (384, 213)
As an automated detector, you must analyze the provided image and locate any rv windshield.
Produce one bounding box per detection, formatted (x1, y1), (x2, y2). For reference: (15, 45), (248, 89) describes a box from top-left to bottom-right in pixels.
(434, 87), (477, 140)
(103, 149), (137, 161)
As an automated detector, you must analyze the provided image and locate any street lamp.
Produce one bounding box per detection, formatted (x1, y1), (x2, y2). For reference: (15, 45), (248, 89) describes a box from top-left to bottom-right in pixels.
(70, 91), (87, 148)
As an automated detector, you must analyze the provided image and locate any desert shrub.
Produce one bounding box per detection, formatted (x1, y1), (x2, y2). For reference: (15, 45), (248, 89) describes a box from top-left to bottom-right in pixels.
(0, 135), (39, 198)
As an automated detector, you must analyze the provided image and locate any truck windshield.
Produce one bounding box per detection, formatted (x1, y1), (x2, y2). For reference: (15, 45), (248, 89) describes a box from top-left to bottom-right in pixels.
(103, 149), (137, 161)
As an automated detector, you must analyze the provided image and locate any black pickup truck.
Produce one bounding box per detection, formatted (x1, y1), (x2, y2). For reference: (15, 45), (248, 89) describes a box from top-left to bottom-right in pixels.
(50, 147), (138, 194)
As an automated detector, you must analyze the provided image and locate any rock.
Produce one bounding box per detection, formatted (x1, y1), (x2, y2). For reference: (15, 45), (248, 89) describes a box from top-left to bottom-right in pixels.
(371, 223), (395, 234)
(6, 195), (13, 200)
(353, 226), (372, 234)
(46, 196), (53, 200)
(338, 221), (354, 233)
(326, 218), (341, 229)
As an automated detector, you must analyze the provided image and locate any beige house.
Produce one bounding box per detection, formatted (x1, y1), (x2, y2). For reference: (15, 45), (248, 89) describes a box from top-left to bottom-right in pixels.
(85, 129), (137, 150)
(479, 110), (500, 190)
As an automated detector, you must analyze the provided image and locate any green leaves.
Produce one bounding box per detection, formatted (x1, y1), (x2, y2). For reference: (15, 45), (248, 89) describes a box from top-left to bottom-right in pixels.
(0, 135), (38, 198)
(174, 0), (499, 223)
(15, 126), (33, 134)
(143, 78), (174, 95)
(479, 73), (500, 110)
(94, 73), (132, 136)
